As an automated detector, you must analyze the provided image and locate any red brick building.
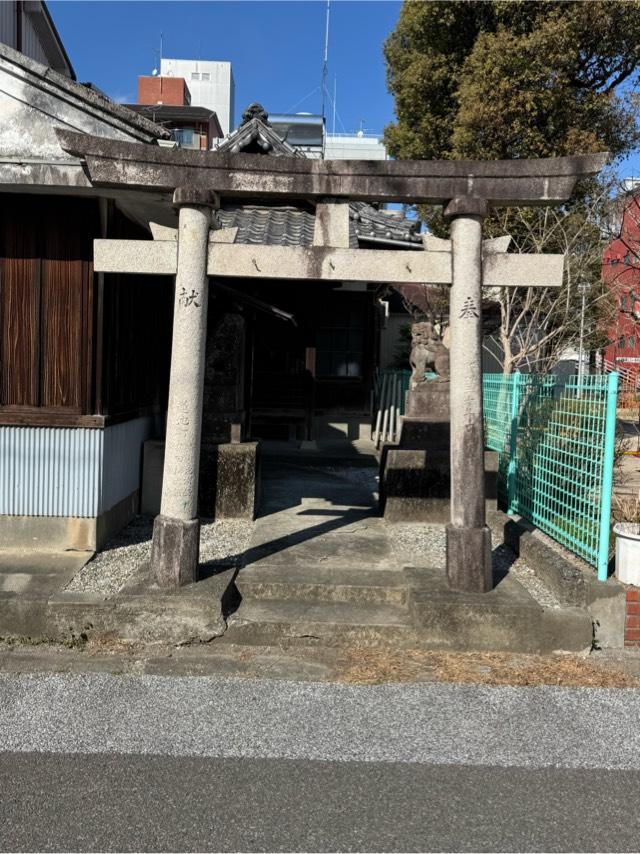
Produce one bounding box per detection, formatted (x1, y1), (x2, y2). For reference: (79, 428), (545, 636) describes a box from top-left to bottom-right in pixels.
(602, 189), (640, 384)
(127, 75), (223, 151)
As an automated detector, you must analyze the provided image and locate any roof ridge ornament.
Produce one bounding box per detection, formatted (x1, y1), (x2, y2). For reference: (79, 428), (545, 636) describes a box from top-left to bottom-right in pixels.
(240, 102), (270, 127)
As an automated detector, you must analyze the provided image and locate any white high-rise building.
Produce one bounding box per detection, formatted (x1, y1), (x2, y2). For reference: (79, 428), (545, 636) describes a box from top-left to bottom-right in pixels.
(160, 57), (235, 136)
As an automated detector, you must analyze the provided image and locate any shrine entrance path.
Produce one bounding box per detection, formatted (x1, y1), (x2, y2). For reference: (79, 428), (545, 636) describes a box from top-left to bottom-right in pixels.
(225, 445), (419, 647)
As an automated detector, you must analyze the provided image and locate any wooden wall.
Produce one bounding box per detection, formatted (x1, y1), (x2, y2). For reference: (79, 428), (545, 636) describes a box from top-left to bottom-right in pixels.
(0, 193), (173, 427)
(0, 195), (96, 420)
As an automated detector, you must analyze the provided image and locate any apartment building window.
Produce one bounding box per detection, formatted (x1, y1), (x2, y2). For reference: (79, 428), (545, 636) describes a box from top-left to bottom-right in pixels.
(201, 72), (211, 81)
(191, 72), (200, 80)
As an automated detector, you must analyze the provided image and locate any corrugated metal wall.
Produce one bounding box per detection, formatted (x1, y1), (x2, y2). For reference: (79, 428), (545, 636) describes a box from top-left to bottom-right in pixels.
(21, 13), (49, 67)
(0, 426), (103, 517)
(0, 416), (159, 518)
(0, 3), (16, 47)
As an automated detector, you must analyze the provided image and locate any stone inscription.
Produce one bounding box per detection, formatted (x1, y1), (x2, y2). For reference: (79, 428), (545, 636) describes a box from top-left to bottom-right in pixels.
(459, 296), (479, 319)
(179, 288), (201, 308)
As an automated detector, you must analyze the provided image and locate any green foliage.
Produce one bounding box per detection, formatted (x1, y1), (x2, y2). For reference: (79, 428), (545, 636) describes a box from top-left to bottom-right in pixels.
(383, 1), (637, 370)
(384, 1), (640, 166)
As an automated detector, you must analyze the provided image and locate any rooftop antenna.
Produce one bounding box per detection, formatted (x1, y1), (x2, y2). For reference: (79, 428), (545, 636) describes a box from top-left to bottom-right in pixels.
(320, 0), (330, 122)
(153, 32), (163, 75)
(332, 75), (337, 135)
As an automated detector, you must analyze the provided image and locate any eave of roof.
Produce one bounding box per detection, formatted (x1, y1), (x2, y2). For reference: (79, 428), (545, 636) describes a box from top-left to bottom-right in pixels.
(127, 103), (221, 126)
(0, 42), (170, 142)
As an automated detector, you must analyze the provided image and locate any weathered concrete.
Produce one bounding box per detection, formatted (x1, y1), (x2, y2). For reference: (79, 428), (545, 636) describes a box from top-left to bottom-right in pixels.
(381, 448), (450, 523)
(150, 189), (217, 587)
(150, 516), (200, 588)
(0, 515), (97, 552)
(142, 440), (259, 520)
(381, 381), (451, 523)
(58, 130), (607, 205)
(0, 491), (138, 552)
(502, 513), (627, 648)
(93, 238), (565, 287)
(0, 570), (230, 646)
(445, 524), (493, 593)
(313, 201), (350, 248)
(381, 449), (499, 524)
(404, 566), (593, 654)
(199, 442), (259, 520)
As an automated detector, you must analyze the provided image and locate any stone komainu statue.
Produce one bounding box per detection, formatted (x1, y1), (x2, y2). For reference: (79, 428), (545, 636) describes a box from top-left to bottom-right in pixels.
(410, 321), (450, 387)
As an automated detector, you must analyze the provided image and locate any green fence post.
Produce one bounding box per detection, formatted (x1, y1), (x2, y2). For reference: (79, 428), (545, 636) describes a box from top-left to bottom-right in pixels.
(597, 371), (619, 581)
(507, 372), (521, 514)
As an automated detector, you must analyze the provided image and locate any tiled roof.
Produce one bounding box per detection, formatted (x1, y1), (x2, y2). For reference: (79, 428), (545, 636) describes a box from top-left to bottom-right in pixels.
(217, 203), (420, 249)
(351, 202), (422, 247)
(213, 103), (422, 248)
(217, 205), (318, 247)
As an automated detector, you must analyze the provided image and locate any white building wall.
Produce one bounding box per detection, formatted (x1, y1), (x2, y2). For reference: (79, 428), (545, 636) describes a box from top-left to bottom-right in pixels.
(161, 57), (234, 136)
(324, 134), (387, 161)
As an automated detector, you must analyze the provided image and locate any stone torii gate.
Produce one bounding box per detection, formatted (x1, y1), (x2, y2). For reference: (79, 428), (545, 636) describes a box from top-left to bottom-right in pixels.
(57, 130), (606, 594)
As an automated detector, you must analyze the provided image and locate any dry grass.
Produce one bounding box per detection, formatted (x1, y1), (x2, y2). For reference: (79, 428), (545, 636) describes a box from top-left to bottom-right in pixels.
(334, 647), (640, 688)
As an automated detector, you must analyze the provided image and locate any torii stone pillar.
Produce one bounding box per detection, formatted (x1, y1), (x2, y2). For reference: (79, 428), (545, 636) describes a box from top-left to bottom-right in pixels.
(150, 187), (219, 587)
(444, 197), (492, 592)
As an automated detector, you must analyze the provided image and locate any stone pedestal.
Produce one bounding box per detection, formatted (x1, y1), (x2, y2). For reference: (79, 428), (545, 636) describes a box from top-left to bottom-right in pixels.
(199, 441), (260, 520)
(142, 439), (260, 521)
(380, 381), (451, 523)
(150, 515), (200, 587)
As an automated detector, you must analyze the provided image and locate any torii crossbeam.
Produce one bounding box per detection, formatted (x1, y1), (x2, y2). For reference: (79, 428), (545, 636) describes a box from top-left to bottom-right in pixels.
(58, 130), (606, 594)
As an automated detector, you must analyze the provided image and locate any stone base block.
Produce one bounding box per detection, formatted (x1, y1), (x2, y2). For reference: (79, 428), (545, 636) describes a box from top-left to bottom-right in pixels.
(380, 447), (450, 523)
(404, 566), (593, 654)
(446, 523), (492, 593)
(199, 441), (259, 520)
(150, 515), (200, 588)
(406, 381), (450, 419)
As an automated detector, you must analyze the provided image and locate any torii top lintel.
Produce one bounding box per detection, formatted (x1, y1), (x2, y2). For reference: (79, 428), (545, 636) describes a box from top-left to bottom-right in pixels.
(57, 130), (607, 208)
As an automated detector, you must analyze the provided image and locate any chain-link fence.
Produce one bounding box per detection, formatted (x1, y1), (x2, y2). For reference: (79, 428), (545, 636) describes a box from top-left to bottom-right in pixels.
(483, 372), (619, 579)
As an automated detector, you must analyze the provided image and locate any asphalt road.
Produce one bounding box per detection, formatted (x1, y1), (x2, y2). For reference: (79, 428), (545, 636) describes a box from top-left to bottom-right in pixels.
(3, 673), (640, 851)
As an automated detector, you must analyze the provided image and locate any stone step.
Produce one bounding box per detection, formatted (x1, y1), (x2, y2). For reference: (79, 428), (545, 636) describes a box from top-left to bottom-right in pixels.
(235, 565), (408, 605)
(223, 599), (416, 647)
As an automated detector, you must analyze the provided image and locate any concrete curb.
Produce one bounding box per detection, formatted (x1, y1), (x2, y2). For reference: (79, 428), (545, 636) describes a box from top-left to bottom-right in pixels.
(0, 569), (236, 646)
(496, 512), (627, 649)
(404, 566), (593, 654)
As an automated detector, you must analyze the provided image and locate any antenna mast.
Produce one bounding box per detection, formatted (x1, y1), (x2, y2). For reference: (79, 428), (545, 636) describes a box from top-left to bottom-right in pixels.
(320, 0), (330, 121)
(332, 75), (337, 134)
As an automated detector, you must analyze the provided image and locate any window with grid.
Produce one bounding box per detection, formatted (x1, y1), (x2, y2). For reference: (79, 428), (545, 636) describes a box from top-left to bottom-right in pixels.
(316, 306), (364, 378)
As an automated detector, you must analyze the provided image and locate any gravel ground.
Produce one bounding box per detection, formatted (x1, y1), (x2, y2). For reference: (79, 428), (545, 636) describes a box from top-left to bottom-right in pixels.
(65, 517), (254, 597)
(390, 521), (561, 608)
(5, 672), (640, 768)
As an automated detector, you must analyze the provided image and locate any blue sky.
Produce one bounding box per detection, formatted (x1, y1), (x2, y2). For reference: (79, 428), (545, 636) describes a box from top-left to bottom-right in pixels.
(48, 0), (401, 136)
(48, 1), (640, 177)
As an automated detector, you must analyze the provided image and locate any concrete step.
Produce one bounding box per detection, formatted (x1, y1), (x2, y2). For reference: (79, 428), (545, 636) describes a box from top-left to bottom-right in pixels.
(313, 415), (372, 441)
(236, 565), (408, 605)
(224, 599), (416, 647)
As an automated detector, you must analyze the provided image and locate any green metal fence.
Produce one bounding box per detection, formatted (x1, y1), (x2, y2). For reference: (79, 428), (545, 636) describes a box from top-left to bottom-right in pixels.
(483, 372), (619, 580)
